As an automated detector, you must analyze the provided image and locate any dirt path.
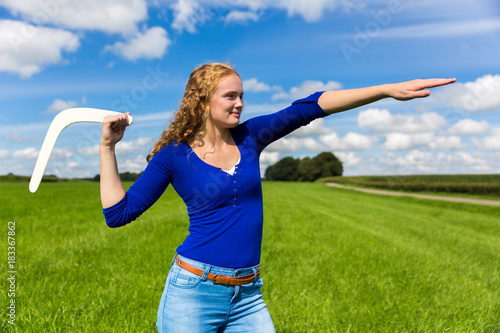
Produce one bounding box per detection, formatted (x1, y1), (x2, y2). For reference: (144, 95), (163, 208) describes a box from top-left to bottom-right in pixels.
(325, 182), (500, 207)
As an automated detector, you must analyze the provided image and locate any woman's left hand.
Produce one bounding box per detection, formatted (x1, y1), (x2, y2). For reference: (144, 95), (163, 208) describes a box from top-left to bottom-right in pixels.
(387, 78), (456, 101)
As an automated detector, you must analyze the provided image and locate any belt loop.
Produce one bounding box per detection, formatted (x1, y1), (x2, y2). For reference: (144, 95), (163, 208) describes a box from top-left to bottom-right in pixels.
(201, 265), (211, 282)
(251, 267), (257, 282)
(170, 254), (177, 267)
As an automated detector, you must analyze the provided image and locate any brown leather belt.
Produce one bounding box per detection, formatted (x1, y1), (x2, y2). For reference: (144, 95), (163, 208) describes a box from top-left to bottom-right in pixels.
(174, 255), (260, 286)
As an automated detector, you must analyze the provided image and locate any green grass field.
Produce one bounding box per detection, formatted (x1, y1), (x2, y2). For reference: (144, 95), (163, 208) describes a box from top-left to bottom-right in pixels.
(1, 181), (499, 332)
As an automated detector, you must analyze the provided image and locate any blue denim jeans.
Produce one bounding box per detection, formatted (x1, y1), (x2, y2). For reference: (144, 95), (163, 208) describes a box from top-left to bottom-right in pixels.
(156, 254), (275, 332)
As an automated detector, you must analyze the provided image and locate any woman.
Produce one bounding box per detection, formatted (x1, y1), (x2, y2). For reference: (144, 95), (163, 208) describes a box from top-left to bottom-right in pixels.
(100, 63), (455, 332)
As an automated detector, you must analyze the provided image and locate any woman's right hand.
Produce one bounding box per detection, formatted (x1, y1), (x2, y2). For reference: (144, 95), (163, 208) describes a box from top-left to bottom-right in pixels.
(101, 112), (131, 147)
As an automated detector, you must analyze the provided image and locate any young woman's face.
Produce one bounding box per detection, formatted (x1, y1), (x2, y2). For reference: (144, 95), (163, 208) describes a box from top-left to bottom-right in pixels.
(208, 74), (244, 129)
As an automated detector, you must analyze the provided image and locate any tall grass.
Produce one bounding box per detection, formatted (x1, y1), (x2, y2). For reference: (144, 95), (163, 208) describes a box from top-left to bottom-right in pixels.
(1, 182), (499, 332)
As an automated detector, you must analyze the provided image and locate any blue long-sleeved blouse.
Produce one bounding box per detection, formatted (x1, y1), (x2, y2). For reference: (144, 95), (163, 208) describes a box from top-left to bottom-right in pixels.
(103, 92), (327, 268)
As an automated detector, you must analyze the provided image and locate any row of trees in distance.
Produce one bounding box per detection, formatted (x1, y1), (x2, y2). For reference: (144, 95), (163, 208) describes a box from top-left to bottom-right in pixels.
(265, 152), (343, 181)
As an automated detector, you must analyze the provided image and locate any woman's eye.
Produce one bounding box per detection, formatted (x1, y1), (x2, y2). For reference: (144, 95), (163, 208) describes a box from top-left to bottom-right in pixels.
(224, 93), (242, 100)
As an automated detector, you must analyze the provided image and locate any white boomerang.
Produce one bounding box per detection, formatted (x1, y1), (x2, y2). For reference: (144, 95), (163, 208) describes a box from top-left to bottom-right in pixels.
(29, 108), (133, 193)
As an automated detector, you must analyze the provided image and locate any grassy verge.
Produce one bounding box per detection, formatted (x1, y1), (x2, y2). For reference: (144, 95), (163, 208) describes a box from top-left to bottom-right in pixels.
(1, 182), (499, 332)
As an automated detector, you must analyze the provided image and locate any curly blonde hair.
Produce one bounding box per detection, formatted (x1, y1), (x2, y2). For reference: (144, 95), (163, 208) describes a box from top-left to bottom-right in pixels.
(147, 62), (240, 162)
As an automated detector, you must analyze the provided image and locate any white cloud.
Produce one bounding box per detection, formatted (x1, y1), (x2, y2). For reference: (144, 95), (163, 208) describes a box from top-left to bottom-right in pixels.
(1, 0), (148, 34)
(118, 155), (148, 173)
(34, 137), (153, 178)
(436, 151), (487, 168)
(77, 137), (152, 156)
(472, 127), (500, 151)
(439, 74), (500, 112)
(116, 137), (153, 155)
(260, 151), (280, 164)
(370, 151), (411, 174)
(272, 80), (342, 101)
(265, 121), (373, 153)
(104, 26), (170, 61)
(358, 108), (447, 134)
(171, 0), (208, 33)
(275, 0), (342, 22)
(168, 0), (349, 32)
(0, 19), (79, 78)
(225, 10), (260, 24)
(427, 136), (464, 150)
(266, 137), (322, 153)
(0, 149), (9, 158)
(343, 132), (374, 150)
(77, 144), (99, 156)
(447, 119), (491, 135)
(12, 147), (39, 159)
(259, 151), (280, 176)
(67, 161), (79, 168)
(368, 150), (490, 176)
(243, 78), (278, 92)
(320, 131), (373, 151)
(382, 132), (463, 151)
(357, 108), (392, 131)
(382, 132), (428, 151)
(50, 147), (74, 161)
(44, 99), (78, 114)
(43, 157), (94, 179)
(472, 150), (500, 173)
(334, 151), (361, 167)
(289, 119), (332, 137)
(405, 150), (434, 172)
(233, 0), (350, 22)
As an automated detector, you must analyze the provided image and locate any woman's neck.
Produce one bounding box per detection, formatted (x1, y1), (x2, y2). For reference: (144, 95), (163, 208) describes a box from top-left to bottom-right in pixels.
(191, 123), (232, 150)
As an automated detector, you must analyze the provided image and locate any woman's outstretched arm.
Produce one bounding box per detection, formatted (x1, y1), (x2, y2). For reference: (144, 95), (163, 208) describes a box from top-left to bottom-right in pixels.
(100, 112), (131, 208)
(318, 78), (456, 114)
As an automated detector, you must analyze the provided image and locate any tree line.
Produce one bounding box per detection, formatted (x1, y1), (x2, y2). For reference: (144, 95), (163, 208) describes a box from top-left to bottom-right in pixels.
(265, 152), (343, 181)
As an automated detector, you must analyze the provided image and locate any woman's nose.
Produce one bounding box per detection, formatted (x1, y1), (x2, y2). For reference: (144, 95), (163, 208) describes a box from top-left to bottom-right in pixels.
(235, 97), (243, 107)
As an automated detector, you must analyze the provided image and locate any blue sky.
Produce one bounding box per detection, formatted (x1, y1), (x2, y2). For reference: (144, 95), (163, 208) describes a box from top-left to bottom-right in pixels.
(1, 0), (499, 179)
